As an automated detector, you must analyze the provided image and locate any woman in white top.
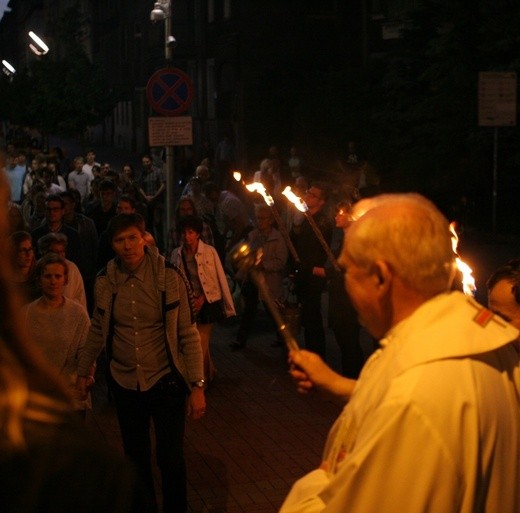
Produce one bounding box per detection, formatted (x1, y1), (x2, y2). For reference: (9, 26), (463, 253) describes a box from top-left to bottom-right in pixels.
(170, 215), (235, 383)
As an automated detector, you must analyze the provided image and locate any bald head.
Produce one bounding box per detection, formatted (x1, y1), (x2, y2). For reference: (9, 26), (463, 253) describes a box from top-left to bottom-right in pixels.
(338, 194), (456, 338)
(343, 194), (455, 297)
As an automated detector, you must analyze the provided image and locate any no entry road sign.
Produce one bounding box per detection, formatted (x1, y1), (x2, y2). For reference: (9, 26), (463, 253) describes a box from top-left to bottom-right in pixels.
(146, 67), (194, 116)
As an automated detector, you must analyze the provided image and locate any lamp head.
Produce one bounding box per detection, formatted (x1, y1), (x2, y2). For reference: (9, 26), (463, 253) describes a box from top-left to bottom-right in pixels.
(2, 60), (16, 76)
(166, 35), (177, 48)
(150, 10), (166, 22)
(150, 2), (168, 22)
(230, 243), (263, 274)
(28, 31), (49, 56)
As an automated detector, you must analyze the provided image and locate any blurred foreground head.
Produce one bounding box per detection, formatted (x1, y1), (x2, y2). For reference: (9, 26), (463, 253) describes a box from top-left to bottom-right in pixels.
(0, 156), (69, 449)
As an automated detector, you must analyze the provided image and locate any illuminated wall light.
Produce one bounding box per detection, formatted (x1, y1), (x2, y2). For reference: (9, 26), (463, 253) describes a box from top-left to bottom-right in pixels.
(2, 59), (16, 75)
(28, 31), (49, 55)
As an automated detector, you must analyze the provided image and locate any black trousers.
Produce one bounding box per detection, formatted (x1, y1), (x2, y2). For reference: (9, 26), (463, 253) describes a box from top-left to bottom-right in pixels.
(110, 375), (187, 513)
(300, 287), (327, 358)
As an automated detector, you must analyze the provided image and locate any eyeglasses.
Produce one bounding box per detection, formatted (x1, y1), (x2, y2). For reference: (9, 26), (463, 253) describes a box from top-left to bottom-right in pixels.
(17, 247), (34, 254)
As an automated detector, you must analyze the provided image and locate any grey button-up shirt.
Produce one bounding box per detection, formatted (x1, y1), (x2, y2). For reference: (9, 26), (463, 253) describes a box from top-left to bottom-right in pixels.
(112, 258), (170, 391)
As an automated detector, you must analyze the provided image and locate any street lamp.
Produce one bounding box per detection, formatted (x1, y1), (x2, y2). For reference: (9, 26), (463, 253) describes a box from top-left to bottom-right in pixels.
(149, 0), (176, 237)
(150, 1), (170, 22)
(28, 31), (49, 56)
(1, 60), (16, 76)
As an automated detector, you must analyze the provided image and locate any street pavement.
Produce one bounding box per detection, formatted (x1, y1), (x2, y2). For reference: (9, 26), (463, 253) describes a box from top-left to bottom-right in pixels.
(86, 307), (346, 513)
(84, 234), (520, 513)
(55, 135), (520, 512)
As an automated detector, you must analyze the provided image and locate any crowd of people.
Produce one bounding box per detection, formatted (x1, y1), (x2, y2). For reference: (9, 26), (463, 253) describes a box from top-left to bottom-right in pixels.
(2, 136), (520, 513)
(3, 139), (377, 375)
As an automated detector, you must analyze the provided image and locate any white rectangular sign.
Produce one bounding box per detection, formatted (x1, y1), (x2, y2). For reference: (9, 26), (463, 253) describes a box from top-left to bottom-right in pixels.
(148, 116), (193, 146)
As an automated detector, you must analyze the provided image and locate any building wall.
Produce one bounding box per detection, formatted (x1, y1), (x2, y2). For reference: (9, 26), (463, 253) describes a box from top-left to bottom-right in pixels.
(0, 0), (369, 168)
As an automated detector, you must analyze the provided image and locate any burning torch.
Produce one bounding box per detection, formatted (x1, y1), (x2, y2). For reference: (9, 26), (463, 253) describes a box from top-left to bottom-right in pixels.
(282, 186), (340, 272)
(243, 180), (301, 265)
(231, 243), (300, 352)
(449, 222), (476, 296)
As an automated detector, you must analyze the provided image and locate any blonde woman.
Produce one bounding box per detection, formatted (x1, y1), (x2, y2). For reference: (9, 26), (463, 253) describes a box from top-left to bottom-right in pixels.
(22, 253), (93, 414)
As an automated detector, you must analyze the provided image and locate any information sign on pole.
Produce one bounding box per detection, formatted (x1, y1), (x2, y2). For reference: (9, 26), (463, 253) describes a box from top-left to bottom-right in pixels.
(148, 116), (193, 147)
(478, 72), (517, 234)
(478, 72), (517, 127)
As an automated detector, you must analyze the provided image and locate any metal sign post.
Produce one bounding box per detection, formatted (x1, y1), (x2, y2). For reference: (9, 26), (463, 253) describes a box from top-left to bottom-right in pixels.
(478, 72), (517, 233)
(146, 65), (194, 238)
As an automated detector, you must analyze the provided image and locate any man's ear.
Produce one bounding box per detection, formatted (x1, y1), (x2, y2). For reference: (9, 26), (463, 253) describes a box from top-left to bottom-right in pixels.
(372, 260), (392, 294)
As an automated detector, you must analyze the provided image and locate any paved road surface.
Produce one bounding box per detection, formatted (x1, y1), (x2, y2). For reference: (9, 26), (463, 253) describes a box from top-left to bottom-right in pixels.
(87, 309), (344, 513)
(84, 235), (520, 512)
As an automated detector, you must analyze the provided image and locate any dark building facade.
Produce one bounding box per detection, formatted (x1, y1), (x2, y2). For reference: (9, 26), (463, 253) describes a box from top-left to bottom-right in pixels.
(0, 0), (412, 168)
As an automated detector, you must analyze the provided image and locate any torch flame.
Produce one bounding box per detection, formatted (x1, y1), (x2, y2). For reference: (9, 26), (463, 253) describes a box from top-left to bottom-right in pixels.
(449, 222), (476, 296)
(245, 182), (274, 206)
(282, 186), (308, 213)
(233, 171), (242, 182)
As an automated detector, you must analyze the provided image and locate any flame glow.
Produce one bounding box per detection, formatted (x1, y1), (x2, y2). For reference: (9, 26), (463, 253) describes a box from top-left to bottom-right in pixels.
(449, 222), (476, 296)
(245, 182), (274, 206)
(282, 186), (308, 213)
(233, 171), (242, 182)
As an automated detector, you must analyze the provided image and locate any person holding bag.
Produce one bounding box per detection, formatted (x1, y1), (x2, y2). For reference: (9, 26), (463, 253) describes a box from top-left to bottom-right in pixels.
(170, 215), (236, 384)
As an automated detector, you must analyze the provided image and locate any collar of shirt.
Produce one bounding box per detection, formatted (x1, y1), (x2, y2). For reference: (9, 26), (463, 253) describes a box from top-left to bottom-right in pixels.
(115, 255), (148, 284)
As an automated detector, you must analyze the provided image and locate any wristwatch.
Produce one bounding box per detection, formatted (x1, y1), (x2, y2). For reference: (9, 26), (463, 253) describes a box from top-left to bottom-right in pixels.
(192, 379), (205, 389)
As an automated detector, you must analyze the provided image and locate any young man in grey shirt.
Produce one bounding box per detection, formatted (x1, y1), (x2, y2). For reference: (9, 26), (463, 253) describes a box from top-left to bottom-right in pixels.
(77, 213), (206, 513)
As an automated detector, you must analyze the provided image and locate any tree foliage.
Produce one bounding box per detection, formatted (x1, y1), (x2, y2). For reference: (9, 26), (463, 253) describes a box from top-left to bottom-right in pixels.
(278, 1), (519, 211)
(367, 1), (520, 194)
(2, 3), (117, 137)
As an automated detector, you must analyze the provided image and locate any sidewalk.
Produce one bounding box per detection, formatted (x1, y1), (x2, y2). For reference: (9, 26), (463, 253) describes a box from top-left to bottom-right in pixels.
(86, 309), (345, 513)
